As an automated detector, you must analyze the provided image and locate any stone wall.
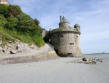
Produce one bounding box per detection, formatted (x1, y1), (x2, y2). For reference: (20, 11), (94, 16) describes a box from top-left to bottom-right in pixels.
(49, 31), (82, 57)
(43, 16), (82, 57)
(0, 0), (9, 4)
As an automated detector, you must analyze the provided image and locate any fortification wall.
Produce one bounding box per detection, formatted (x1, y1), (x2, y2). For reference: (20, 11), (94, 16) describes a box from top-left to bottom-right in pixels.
(50, 31), (82, 57)
(44, 16), (82, 57)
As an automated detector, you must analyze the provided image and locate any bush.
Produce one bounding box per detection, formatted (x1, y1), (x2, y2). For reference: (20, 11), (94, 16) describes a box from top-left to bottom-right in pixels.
(17, 13), (42, 35)
(33, 19), (40, 26)
(0, 5), (45, 47)
(32, 34), (45, 47)
(8, 5), (22, 17)
(17, 13), (34, 33)
(0, 15), (7, 27)
(6, 16), (18, 30)
(0, 4), (9, 16)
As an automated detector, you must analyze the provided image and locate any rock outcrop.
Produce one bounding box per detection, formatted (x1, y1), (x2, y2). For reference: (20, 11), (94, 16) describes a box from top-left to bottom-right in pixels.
(0, 41), (58, 64)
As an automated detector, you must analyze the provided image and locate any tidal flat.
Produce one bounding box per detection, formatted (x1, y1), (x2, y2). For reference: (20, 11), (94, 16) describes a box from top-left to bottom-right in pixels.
(0, 53), (109, 83)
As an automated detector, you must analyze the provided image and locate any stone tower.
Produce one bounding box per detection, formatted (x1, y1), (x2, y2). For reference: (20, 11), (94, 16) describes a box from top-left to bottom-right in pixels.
(0, 0), (9, 5)
(44, 16), (82, 57)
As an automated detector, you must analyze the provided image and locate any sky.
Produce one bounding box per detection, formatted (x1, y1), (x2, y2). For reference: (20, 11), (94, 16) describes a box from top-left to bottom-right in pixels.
(9, 0), (109, 54)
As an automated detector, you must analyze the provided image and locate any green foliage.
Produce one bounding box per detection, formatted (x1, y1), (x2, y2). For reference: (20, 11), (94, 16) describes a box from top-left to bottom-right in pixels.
(8, 5), (22, 17)
(0, 4), (45, 47)
(0, 15), (7, 27)
(17, 13), (35, 33)
(6, 17), (18, 30)
(33, 19), (40, 26)
(0, 4), (9, 16)
(0, 27), (15, 45)
(32, 35), (45, 47)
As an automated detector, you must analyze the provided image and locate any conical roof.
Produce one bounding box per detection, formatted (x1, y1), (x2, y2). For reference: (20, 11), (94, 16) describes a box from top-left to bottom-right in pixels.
(0, 0), (9, 4)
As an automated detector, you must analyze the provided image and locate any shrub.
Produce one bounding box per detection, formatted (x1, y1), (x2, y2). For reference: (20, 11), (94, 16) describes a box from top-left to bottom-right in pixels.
(33, 19), (40, 26)
(0, 15), (7, 27)
(6, 16), (18, 30)
(32, 34), (45, 47)
(17, 13), (34, 33)
(8, 5), (22, 17)
(0, 4), (9, 16)
(0, 5), (45, 47)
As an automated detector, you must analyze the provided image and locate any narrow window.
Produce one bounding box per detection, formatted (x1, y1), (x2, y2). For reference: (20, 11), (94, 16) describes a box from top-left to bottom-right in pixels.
(70, 43), (74, 45)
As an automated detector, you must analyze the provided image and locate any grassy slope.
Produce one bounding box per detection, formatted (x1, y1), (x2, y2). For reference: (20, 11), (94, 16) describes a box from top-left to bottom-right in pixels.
(0, 4), (45, 47)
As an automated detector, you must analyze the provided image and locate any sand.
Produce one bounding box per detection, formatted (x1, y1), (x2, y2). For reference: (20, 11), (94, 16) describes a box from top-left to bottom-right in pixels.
(0, 54), (109, 83)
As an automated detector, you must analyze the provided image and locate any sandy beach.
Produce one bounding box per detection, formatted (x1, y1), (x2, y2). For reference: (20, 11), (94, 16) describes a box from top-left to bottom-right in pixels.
(0, 54), (109, 83)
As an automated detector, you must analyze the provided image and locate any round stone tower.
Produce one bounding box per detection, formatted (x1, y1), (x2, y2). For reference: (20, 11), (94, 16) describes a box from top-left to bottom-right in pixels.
(0, 0), (9, 5)
(45, 16), (82, 57)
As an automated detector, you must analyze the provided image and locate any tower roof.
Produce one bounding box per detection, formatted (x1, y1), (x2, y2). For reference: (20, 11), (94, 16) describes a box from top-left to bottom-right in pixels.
(0, 0), (9, 5)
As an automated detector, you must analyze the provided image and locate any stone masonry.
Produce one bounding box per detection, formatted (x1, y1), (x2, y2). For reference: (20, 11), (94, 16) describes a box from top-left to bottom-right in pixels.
(44, 16), (82, 57)
(0, 0), (9, 5)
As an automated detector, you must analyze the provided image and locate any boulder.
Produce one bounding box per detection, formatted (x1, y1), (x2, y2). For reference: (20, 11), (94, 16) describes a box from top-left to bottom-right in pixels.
(10, 50), (17, 54)
(82, 57), (87, 61)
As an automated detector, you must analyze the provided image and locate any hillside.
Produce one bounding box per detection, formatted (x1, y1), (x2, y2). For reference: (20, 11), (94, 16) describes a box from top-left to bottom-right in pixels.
(0, 4), (45, 47)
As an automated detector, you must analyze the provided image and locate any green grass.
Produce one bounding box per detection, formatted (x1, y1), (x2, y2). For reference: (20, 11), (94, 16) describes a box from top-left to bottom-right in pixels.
(0, 26), (45, 47)
(0, 4), (45, 47)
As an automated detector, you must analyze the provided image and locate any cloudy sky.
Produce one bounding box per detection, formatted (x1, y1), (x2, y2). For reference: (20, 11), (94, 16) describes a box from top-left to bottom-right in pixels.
(9, 0), (109, 53)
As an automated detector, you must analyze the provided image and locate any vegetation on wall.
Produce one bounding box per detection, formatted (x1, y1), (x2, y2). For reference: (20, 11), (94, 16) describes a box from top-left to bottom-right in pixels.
(0, 4), (44, 47)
